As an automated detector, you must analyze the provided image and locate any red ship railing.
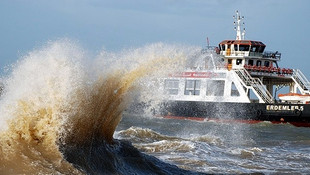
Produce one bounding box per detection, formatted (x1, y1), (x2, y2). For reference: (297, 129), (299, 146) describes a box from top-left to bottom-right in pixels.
(243, 64), (293, 75)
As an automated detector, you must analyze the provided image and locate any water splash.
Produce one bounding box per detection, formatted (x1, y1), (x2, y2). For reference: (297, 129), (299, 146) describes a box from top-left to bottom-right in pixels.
(0, 39), (85, 174)
(0, 39), (201, 174)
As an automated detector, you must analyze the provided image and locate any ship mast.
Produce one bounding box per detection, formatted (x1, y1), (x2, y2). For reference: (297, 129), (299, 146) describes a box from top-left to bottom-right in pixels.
(233, 10), (246, 40)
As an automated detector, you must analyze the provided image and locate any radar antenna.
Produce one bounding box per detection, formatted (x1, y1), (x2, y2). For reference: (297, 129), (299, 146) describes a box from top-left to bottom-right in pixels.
(233, 10), (246, 40)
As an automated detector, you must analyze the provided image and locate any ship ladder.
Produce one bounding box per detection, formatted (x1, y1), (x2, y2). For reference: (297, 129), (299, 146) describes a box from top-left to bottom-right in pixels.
(233, 68), (274, 103)
(292, 69), (310, 94)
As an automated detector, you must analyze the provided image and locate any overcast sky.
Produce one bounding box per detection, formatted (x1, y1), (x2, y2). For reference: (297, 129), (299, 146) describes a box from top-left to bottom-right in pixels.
(0, 0), (309, 76)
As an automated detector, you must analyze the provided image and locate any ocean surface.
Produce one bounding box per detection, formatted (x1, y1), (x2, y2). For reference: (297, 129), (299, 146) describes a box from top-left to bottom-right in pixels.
(117, 114), (310, 174)
(0, 40), (309, 174)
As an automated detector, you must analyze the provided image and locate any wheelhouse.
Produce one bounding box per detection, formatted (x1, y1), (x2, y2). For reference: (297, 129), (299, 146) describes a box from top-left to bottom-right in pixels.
(219, 40), (266, 56)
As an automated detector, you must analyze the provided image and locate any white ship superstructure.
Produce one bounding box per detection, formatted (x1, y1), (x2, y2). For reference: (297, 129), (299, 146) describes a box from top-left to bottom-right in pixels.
(157, 11), (310, 126)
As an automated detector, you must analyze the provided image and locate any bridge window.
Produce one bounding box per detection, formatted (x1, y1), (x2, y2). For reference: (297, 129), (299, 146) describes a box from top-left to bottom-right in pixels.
(184, 80), (200, 95)
(164, 79), (179, 95)
(234, 45), (238, 51)
(206, 80), (224, 96)
(220, 44), (225, 51)
(250, 46), (258, 52)
(258, 46), (265, 53)
(231, 82), (240, 96)
(239, 45), (250, 51)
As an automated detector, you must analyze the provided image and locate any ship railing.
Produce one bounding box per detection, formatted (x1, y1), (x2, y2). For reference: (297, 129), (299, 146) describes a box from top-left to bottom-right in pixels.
(244, 64), (294, 76)
(292, 69), (310, 94)
(248, 52), (263, 57)
(232, 51), (249, 56)
(220, 50), (250, 57)
(262, 51), (281, 60)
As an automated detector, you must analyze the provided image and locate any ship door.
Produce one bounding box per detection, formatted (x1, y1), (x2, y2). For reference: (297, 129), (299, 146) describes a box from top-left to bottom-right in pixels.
(227, 59), (232, 71)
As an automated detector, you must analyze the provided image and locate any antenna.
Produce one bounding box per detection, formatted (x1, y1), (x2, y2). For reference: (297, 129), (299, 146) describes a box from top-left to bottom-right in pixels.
(233, 10), (246, 40)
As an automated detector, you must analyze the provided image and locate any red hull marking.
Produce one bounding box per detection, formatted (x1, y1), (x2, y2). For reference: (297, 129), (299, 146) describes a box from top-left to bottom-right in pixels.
(169, 72), (217, 78)
(288, 122), (310, 127)
(162, 115), (261, 124)
(206, 118), (261, 124)
(163, 115), (205, 121)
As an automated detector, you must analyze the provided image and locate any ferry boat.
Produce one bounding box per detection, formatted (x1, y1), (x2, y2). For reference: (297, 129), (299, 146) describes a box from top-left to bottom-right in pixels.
(156, 11), (310, 127)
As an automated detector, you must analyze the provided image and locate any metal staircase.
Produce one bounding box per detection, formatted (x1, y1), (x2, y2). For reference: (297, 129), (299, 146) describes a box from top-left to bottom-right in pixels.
(233, 68), (274, 103)
(292, 69), (310, 94)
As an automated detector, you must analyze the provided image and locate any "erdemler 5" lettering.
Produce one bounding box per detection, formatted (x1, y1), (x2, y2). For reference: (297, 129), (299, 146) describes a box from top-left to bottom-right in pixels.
(266, 105), (304, 111)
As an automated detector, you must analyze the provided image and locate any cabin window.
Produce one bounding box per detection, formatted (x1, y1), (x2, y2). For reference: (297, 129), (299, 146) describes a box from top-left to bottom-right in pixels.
(250, 46), (258, 52)
(184, 80), (200, 95)
(258, 46), (265, 53)
(234, 44), (238, 51)
(250, 46), (255, 52)
(164, 79), (179, 95)
(248, 59), (254, 65)
(236, 59), (243, 65)
(206, 80), (224, 96)
(264, 61), (270, 67)
(239, 45), (250, 51)
(220, 44), (225, 51)
(231, 82), (240, 96)
(256, 60), (262, 66)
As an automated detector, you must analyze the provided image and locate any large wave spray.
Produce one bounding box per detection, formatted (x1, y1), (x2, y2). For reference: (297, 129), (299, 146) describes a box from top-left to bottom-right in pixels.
(0, 39), (201, 174)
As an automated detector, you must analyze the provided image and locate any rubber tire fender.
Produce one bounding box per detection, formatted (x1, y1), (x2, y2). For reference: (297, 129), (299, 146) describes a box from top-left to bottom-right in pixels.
(294, 109), (302, 116)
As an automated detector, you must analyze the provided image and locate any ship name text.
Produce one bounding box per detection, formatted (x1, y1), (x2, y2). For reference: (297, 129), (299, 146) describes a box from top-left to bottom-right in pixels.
(266, 105), (304, 111)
